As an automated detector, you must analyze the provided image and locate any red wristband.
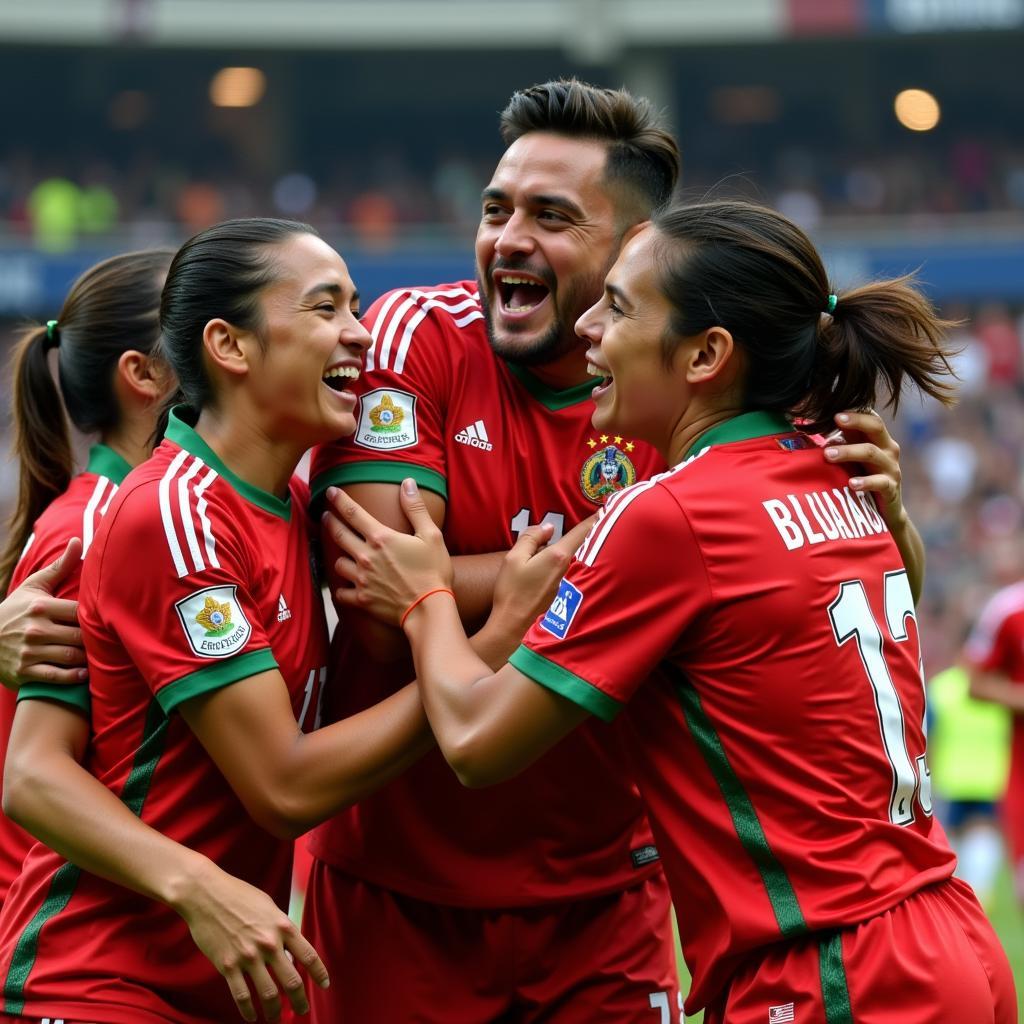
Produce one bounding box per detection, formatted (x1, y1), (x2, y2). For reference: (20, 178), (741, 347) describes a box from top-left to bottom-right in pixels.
(400, 587), (455, 629)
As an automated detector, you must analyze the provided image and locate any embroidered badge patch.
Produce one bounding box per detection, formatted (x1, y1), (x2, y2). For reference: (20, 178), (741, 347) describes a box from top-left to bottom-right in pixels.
(175, 585), (252, 659)
(354, 388), (418, 452)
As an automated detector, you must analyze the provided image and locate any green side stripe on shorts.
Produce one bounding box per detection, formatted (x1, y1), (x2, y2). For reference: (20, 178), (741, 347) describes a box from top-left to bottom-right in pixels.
(1, 862), (80, 1013)
(2, 699), (170, 1013)
(819, 932), (854, 1024)
(669, 670), (808, 938)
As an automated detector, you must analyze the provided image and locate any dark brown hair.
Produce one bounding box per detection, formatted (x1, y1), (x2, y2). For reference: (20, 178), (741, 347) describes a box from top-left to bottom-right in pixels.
(500, 78), (680, 224)
(1, 248), (174, 593)
(157, 218), (319, 423)
(651, 200), (956, 428)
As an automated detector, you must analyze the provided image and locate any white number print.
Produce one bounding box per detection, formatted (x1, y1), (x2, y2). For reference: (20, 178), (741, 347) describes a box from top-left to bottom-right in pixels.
(647, 990), (684, 1023)
(828, 570), (932, 825)
(509, 507), (565, 542)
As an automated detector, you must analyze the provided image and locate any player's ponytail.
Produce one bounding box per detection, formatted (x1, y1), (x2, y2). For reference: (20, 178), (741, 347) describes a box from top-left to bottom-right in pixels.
(0, 249), (173, 594)
(804, 276), (956, 427)
(160, 218), (320, 413)
(651, 200), (956, 432)
(1, 324), (72, 594)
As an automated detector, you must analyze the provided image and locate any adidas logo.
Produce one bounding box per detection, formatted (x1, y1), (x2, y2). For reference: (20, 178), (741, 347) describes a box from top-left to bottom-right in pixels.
(454, 419), (493, 452)
(277, 594), (292, 622)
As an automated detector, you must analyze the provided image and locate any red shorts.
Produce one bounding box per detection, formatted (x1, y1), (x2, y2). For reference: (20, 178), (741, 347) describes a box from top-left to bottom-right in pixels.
(303, 859), (679, 1023)
(703, 877), (1015, 1024)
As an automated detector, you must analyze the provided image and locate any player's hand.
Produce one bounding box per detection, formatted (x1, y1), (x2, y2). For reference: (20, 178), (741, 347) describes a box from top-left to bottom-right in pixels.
(0, 538), (88, 690)
(175, 860), (329, 1022)
(326, 481), (454, 625)
(491, 514), (598, 631)
(824, 410), (909, 530)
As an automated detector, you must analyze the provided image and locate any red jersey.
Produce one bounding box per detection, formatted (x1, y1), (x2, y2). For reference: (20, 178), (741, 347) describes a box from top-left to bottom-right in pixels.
(309, 281), (667, 906)
(514, 412), (956, 1013)
(0, 444), (129, 903)
(0, 410), (328, 1024)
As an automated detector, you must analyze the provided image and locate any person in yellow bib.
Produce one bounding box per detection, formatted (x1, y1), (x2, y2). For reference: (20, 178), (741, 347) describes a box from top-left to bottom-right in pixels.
(929, 663), (1010, 907)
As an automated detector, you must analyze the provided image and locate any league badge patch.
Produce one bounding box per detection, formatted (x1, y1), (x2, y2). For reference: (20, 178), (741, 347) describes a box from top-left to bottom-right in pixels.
(354, 388), (418, 451)
(175, 585), (252, 659)
(540, 579), (584, 640)
(580, 436), (637, 505)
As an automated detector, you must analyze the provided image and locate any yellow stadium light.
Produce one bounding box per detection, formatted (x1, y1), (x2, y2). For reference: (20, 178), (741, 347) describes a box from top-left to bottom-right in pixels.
(894, 89), (940, 132)
(210, 67), (266, 108)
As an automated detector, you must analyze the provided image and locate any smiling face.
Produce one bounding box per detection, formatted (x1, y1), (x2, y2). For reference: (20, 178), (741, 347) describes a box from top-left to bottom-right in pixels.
(575, 227), (688, 448)
(246, 232), (370, 446)
(475, 132), (621, 368)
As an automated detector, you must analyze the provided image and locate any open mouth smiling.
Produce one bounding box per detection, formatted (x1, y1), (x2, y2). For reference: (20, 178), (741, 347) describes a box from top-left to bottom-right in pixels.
(322, 364), (361, 392)
(494, 271), (551, 317)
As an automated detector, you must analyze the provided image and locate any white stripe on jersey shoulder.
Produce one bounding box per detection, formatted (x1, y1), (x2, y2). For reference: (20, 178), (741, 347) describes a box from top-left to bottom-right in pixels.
(576, 447), (711, 568)
(367, 286), (482, 374)
(81, 475), (115, 557)
(159, 451), (222, 578)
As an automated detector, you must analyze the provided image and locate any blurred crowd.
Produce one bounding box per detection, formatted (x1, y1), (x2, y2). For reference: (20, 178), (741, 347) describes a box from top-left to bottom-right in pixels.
(895, 301), (1024, 674)
(3, 137), (1024, 251)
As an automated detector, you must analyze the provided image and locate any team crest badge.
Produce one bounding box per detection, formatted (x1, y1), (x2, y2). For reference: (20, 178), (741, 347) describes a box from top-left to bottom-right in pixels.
(175, 585), (252, 659)
(580, 435), (637, 505)
(355, 388), (418, 451)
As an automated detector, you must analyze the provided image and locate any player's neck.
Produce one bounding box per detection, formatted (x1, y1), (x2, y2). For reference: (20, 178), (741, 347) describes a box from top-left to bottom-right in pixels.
(101, 417), (155, 471)
(519, 347), (590, 393)
(666, 404), (746, 466)
(193, 406), (304, 500)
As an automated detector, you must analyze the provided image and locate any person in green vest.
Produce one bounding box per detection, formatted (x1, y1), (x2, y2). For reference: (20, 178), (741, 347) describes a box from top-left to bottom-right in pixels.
(929, 662), (1011, 908)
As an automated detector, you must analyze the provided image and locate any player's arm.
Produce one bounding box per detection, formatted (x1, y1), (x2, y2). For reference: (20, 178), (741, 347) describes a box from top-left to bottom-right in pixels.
(328, 481), (597, 784)
(3, 698), (328, 1023)
(188, 510), (573, 821)
(0, 539), (88, 689)
(331, 482), (583, 647)
(822, 409), (925, 602)
(968, 665), (1024, 712)
(181, 670), (432, 839)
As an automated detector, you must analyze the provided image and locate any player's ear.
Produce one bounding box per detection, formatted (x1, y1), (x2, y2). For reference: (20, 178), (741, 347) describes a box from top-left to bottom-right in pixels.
(202, 318), (253, 380)
(684, 326), (738, 386)
(115, 349), (166, 402)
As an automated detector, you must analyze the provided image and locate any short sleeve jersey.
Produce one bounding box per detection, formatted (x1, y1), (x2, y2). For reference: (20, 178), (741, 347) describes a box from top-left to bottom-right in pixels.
(0, 445), (129, 904)
(0, 410), (328, 1024)
(308, 281), (667, 906)
(514, 412), (956, 1014)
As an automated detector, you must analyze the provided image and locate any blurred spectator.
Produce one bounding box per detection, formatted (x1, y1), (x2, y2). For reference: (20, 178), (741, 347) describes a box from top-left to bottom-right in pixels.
(27, 177), (81, 252)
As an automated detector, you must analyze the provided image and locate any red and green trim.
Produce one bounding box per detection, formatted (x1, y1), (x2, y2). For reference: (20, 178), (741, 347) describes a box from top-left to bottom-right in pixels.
(509, 645), (622, 722)
(17, 683), (89, 715)
(504, 362), (596, 411)
(85, 444), (132, 485)
(3, 699), (170, 1013)
(156, 648), (277, 715)
(310, 461), (448, 507)
(667, 666), (808, 939)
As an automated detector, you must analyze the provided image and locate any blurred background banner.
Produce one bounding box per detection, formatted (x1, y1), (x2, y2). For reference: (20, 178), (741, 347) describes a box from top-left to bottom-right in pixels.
(1, 1), (1023, 1013)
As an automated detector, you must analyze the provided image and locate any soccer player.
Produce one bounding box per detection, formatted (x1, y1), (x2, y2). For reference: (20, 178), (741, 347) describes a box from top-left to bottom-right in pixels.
(326, 200), (1016, 1022)
(966, 580), (1024, 905)
(0, 249), (177, 903)
(0, 246), (334, 1022)
(306, 80), (931, 1022)
(0, 219), (493, 1024)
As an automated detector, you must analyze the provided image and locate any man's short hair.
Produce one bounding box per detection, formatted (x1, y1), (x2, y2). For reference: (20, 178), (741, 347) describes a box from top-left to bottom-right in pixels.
(500, 78), (680, 222)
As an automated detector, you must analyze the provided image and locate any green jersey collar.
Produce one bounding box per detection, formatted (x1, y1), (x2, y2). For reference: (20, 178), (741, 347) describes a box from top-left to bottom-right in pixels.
(683, 410), (795, 460)
(165, 407), (291, 521)
(504, 362), (595, 411)
(86, 444), (132, 485)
